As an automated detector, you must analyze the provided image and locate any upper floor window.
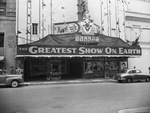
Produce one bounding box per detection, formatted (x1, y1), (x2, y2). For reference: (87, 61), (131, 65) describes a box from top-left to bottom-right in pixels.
(0, 1), (6, 16)
(32, 23), (38, 35)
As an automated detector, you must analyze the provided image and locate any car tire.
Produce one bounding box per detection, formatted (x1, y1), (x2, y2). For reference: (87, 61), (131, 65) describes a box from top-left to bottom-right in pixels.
(127, 78), (132, 83)
(146, 77), (150, 82)
(11, 80), (19, 88)
(118, 80), (122, 83)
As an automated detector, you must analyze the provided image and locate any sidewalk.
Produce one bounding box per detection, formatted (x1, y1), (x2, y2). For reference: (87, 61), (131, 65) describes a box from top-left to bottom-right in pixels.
(118, 107), (150, 113)
(24, 78), (116, 86)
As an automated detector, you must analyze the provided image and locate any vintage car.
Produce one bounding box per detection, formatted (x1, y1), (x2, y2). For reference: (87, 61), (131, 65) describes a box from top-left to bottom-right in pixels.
(114, 69), (150, 83)
(0, 69), (24, 88)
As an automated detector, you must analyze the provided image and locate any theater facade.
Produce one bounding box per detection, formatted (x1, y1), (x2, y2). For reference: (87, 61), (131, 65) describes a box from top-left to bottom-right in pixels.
(17, 15), (141, 81)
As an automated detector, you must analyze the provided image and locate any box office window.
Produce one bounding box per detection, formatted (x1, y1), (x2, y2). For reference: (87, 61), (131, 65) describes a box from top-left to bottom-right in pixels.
(0, 33), (4, 47)
(49, 61), (61, 73)
(52, 63), (59, 72)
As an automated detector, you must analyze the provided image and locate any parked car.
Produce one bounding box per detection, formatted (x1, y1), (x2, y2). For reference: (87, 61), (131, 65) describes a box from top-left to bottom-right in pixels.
(114, 69), (150, 83)
(0, 69), (24, 88)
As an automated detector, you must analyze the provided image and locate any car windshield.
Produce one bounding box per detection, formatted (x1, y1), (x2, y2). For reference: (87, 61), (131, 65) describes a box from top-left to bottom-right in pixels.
(0, 69), (6, 75)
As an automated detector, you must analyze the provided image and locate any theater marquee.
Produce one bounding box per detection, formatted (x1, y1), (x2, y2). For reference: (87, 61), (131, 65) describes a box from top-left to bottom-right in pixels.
(17, 45), (142, 56)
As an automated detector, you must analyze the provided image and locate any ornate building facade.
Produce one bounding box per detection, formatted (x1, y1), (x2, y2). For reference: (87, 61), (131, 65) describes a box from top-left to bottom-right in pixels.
(1, 0), (150, 75)
(17, 0), (150, 74)
(124, 0), (150, 73)
(0, 0), (16, 73)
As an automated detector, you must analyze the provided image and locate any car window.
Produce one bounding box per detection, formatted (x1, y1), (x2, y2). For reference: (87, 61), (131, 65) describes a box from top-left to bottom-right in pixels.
(132, 70), (136, 73)
(0, 70), (6, 75)
(128, 70), (136, 73)
(128, 70), (132, 73)
(136, 70), (141, 73)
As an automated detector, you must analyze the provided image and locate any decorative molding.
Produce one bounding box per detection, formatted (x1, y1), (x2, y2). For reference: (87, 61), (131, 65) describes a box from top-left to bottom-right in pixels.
(126, 16), (150, 23)
(134, 0), (150, 3)
(142, 28), (150, 30)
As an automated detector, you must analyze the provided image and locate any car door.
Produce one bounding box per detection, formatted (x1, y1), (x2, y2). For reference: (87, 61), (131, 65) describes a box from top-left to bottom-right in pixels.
(133, 70), (143, 81)
(0, 74), (6, 84)
(136, 70), (146, 80)
(132, 70), (140, 80)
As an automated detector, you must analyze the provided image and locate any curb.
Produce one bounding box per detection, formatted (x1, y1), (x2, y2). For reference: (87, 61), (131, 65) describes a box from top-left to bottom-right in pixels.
(24, 79), (116, 86)
(118, 107), (150, 113)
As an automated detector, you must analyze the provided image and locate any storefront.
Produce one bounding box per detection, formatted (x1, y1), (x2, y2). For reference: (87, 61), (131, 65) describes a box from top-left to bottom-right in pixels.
(16, 13), (141, 81)
(16, 33), (141, 81)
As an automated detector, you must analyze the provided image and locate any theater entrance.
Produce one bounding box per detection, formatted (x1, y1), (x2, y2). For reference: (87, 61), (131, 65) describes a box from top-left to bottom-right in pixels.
(62, 58), (83, 79)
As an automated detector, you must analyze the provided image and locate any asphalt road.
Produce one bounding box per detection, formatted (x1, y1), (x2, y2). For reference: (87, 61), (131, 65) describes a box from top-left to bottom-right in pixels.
(0, 82), (150, 113)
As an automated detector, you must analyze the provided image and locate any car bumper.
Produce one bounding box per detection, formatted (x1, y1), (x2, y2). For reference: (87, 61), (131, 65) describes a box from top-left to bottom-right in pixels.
(115, 76), (126, 81)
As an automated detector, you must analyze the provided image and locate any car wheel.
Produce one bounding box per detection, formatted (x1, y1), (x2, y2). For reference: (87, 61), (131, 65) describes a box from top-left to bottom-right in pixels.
(127, 78), (132, 83)
(146, 77), (150, 82)
(11, 80), (19, 88)
(118, 80), (122, 83)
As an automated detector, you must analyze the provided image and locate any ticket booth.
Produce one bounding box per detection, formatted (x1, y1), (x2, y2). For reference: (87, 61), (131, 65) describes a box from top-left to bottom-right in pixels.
(47, 60), (61, 80)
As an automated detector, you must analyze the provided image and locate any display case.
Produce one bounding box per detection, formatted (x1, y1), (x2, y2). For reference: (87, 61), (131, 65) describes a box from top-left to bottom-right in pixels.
(48, 60), (61, 80)
(83, 58), (105, 78)
(83, 57), (127, 78)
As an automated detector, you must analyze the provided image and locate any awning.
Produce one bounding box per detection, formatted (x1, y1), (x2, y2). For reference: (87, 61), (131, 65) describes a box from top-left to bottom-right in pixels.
(17, 33), (142, 57)
(16, 55), (141, 58)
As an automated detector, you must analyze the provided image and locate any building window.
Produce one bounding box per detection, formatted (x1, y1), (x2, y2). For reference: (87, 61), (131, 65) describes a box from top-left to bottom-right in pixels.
(32, 23), (38, 35)
(0, 2), (6, 16)
(0, 33), (4, 47)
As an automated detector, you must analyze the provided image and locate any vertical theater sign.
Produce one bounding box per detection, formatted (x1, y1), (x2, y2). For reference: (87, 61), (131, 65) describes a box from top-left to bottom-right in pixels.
(17, 11), (141, 81)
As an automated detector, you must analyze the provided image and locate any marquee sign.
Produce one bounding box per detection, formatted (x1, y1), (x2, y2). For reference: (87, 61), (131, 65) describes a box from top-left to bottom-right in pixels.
(53, 22), (79, 34)
(17, 45), (142, 56)
(53, 11), (100, 36)
(75, 35), (99, 45)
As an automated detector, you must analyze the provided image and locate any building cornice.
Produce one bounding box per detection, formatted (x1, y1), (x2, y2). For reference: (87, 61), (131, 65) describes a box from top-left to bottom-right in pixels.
(140, 42), (150, 49)
(133, 0), (150, 3)
(125, 11), (150, 17)
(126, 16), (150, 23)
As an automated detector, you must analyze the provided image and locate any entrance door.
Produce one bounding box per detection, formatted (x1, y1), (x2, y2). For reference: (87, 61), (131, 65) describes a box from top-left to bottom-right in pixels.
(69, 61), (82, 79)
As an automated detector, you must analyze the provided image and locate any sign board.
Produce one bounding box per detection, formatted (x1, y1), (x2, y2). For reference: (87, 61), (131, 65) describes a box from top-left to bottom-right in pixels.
(53, 22), (79, 34)
(53, 11), (100, 35)
(17, 45), (142, 56)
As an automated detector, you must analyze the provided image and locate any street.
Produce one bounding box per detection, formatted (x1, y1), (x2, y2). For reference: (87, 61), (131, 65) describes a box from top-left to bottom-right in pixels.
(0, 82), (150, 113)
